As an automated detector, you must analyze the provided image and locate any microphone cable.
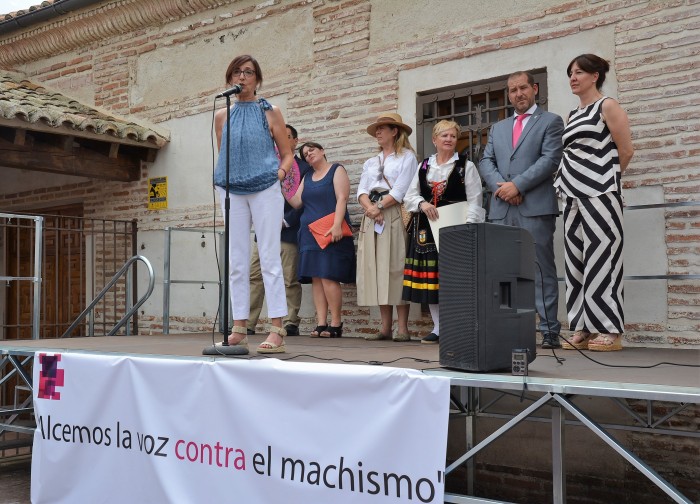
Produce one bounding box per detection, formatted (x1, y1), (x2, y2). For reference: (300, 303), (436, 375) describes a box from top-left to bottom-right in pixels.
(208, 97), (226, 351)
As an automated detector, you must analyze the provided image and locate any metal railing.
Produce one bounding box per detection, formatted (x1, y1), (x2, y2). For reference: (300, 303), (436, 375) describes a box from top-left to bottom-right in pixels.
(62, 255), (155, 337)
(0, 213), (42, 340)
(1, 211), (138, 339)
(162, 226), (225, 334)
(551, 200), (700, 283)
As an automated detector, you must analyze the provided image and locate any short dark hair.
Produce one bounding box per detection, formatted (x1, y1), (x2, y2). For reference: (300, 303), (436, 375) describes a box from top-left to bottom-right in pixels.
(225, 55), (263, 87)
(299, 141), (325, 162)
(286, 124), (298, 139)
(507, 71), (535, 87)
(567, 54), (610, 90)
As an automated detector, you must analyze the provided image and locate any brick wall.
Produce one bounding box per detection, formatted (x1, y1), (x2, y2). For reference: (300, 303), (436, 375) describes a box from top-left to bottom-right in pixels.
(0, 2), (698, 501)
(1, 0), (699, 342)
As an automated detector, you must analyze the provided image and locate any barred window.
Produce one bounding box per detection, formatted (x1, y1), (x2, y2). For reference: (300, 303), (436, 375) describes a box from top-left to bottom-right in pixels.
(415, 68), (549, 163)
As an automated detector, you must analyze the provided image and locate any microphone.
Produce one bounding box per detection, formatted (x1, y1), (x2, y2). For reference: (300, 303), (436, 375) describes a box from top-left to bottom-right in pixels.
(215, 84), (242, 98)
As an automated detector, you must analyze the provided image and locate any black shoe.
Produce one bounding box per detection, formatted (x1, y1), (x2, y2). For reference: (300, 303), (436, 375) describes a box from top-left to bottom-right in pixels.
(284, 324), (299, 336)
(421, 332), (439, 344)
(541, 332), (561, 349)
(246, 328), (255, 335)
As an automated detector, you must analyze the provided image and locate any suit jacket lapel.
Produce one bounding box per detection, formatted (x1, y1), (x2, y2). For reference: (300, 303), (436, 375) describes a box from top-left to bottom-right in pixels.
(506, 115), (516, 151)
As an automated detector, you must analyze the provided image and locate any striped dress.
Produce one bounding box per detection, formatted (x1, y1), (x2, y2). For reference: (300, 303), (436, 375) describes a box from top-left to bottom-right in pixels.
(554, 97), (625, 334)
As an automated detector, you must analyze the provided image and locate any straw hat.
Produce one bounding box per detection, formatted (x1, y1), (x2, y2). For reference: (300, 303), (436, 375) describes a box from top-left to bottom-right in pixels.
(366, 112), (413, 137)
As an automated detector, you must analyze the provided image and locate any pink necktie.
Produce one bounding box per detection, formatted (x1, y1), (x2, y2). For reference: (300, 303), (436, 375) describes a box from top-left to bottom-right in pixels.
(512, 114), (530, 147)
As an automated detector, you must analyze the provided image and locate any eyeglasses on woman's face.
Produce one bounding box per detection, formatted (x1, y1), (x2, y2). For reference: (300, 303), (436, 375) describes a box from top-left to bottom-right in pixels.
(232, 68), (256, 78)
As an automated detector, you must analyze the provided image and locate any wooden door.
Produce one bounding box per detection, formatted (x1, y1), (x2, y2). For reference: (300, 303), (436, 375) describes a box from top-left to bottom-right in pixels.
(5, 204), (85, 339)
(5, 220), (35, 339)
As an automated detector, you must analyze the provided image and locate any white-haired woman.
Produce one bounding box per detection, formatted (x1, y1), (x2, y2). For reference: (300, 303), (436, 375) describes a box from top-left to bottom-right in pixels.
(402, 120), (484, 344)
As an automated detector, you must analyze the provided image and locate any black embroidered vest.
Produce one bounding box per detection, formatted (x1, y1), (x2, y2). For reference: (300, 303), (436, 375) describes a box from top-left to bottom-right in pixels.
(418, 154), (469, 207)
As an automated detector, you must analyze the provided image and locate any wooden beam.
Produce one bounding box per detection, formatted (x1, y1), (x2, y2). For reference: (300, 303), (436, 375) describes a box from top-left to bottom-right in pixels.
(0, 118), (168, 148)
(62, 136), (75, 152)
(0, 135), (140, 182)
(1, 125), (159, 164)
(14, 129), (26, 146)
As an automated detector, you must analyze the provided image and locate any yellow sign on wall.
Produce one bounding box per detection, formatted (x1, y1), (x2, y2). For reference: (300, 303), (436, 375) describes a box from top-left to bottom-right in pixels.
(148, 176), (167, 210)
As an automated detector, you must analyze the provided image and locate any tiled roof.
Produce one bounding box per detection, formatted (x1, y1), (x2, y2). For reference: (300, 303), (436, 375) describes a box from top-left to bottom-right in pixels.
(0, 70), (169, 147)
(2, 1), (55, 19)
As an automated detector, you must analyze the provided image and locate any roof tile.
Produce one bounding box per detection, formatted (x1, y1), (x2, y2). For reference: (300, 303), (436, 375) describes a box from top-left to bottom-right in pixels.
(2, 1), (55, 19)
(0, 70), (169, 147)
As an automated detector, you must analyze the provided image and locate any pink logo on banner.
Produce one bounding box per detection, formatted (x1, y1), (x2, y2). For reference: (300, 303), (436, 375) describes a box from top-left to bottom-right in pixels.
(38, 353), (65, 400)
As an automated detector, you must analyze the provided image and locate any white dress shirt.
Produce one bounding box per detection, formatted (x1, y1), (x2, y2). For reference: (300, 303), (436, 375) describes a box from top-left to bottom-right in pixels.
(513, 103), (537, 130)
(403, 152), (484, 223)
(357, 150), (418, 203)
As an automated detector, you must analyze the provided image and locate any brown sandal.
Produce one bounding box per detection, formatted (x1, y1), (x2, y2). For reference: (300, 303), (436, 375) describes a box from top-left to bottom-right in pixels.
(215, 326), (249, 349)
(257, 325), (287, 354)
(588, 334), (622, 352)
(562, 330), (593, 350)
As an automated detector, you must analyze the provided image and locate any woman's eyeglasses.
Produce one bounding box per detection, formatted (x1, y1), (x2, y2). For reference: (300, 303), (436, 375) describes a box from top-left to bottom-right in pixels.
(232, 69), (256, 78)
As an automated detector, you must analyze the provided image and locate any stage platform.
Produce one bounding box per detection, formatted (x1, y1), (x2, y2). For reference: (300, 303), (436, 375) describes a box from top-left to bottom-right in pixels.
(2, 334), (699, 504)
(0, 333), (698, 388)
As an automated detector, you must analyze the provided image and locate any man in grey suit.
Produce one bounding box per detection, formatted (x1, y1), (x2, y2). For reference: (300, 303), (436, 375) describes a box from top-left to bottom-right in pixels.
(479, 71), (564, 349)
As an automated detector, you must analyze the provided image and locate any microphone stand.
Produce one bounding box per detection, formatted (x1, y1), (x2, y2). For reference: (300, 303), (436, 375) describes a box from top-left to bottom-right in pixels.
(204, 94), (248, 356)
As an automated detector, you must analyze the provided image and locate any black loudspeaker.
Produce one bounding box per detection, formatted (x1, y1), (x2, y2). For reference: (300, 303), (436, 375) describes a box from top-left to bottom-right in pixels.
(439, 223), (537, 372)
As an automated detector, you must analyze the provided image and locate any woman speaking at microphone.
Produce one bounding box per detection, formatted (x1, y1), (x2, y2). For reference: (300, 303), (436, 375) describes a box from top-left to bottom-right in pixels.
(214, 54), (293, 354)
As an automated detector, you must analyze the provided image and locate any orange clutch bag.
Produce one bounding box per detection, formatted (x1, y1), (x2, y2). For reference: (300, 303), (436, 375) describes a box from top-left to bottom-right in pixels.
(308, 213), (353, 249)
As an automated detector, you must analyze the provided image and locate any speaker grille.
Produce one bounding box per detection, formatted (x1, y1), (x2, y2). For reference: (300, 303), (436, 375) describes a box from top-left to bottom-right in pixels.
(438, 223), (537, 372)
(439, 225), (478, 370)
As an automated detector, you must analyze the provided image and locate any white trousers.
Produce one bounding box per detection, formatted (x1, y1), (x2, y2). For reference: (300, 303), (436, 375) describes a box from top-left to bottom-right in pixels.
(216, 184), (287, 321)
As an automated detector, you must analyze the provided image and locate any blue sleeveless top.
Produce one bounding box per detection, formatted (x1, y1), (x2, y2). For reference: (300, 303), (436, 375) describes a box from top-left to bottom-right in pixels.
(213, 98), (279, 194)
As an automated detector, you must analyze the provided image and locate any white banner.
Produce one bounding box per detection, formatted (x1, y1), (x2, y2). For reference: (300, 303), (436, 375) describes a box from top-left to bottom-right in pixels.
(32, 353), (450, 503)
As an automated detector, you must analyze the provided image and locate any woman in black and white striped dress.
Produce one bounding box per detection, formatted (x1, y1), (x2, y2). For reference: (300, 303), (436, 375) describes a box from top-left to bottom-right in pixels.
(554, 54), (634, 352)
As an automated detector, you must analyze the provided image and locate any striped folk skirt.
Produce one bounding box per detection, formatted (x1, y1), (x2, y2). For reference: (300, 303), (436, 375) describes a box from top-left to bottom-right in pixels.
(562, 191), (624, 334)
(402, 212), (439, 305)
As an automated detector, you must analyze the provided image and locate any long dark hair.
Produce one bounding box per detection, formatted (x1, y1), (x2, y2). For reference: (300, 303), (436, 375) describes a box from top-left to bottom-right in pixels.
(567, 54), (610, 90)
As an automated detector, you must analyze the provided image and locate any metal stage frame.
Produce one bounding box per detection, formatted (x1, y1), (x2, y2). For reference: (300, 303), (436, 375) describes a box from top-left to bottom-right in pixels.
(426, 370), (699, 504)
(1, 337), (699, 504)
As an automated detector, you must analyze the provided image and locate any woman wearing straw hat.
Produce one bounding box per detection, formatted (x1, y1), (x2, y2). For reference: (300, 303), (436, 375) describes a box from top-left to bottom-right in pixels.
(357, 113), (418, 342)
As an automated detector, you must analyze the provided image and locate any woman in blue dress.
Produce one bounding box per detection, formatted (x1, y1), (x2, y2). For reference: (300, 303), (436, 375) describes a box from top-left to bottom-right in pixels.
(287, 142), (355, 338)
(214, 54), (293, 354)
